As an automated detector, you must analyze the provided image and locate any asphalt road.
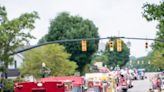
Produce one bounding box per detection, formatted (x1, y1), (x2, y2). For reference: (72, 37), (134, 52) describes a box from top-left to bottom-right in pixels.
(128, 79), (150, 92)
(128, 72), (157, 92)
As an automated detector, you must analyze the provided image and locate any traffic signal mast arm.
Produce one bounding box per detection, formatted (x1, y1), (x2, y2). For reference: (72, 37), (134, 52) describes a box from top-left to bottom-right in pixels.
(10, 36), (164, 55)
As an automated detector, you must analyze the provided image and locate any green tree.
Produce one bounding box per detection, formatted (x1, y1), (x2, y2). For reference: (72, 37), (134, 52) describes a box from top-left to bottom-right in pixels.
(104, 39), (130, 67)
(91, 53), (108, 65)
(143, 1), (164, 69)
(0, 6), (39, 78)
(143, 1), (164, 50)
(150, 50), (164, 70)
(39, 12), (99, 74)
(20, 44), (77, 78)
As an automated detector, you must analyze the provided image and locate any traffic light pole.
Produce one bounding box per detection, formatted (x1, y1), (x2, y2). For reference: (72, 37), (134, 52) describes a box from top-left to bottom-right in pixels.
(123, 37), (164, 42)
(10, 36), (164, 55)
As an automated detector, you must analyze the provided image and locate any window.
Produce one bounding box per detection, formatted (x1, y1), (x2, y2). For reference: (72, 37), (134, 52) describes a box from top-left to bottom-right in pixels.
(14, 61), (17, 69)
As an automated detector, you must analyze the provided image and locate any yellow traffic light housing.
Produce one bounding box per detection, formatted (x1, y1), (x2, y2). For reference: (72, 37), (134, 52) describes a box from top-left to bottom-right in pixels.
(109, 40), (114, 51)
(137, 61), (140, 64)
(142, 60), (144, 64)
(148, 61), (151, 64)
(130, 60), (132, 65)
(81, 39), (87, 51)
(117, 39), (122, 52)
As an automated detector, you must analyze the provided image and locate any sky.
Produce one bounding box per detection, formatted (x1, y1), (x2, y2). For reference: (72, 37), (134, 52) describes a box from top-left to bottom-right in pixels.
(0, 0), (161, 57)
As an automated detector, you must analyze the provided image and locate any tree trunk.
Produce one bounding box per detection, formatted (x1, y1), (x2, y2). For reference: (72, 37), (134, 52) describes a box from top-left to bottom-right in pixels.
(4, 72), (8, 79)
(4, 63), (8, 79)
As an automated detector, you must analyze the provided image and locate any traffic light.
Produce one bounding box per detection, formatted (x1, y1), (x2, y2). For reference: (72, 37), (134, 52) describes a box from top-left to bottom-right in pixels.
(145, 42), (148, 49)
(137, 60), (140, 64)
(109, 40), (114, 51)
(148, 61), (151, 64)
(117, 39), (122, 52)
(81, 39), (87, 51)
(142, 60), (144, 64)
(130, 60), (132, 65)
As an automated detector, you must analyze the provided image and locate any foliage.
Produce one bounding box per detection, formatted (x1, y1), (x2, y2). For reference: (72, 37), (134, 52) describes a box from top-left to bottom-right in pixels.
(0, 77), (25, 92)
(0, 6), (39, 78)
(91, 53), (108, 65)
(20, 44), (77, 78)
(143, 1), (164, 69)
(82, 64), (91, 74)
(150, 50), (164, 70)
(3, 79), (14, 92)
(104, 39), (130, 67)
(128, 55), (159, 72)
(143, 1), (164, 50)
(39, 12), (99, 74)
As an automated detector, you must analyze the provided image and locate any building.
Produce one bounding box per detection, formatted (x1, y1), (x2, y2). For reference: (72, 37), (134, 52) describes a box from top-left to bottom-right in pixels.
(7, 53), (24, 79)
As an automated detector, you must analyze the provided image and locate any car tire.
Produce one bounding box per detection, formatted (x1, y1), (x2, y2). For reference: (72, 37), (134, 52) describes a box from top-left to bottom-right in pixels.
(122, 88), (127, 92)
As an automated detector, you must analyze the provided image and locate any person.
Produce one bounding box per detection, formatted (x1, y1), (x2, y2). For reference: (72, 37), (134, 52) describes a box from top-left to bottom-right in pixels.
(152, 75), (161, 92)
(87, 81), (94, 92)
(156, 77), (161, 92)
(119, 74), (128, 92)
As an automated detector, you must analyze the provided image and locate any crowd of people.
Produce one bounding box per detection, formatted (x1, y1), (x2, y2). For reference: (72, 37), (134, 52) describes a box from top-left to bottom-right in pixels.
(149, 72), (164, 92)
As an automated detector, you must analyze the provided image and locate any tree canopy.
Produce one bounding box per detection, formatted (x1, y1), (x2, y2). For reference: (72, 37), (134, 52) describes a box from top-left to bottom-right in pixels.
(0, 6), (39, 78)
(143, 1), (164, 69)
(128, 55), (159, 72)
(150, 50), (164, 70)
(91, 53), (108, 65)
(39, 12), (99, 74)
(104, 39), (130, 67)
(143, 1), (164, 50)
(20, 44), (77, 78)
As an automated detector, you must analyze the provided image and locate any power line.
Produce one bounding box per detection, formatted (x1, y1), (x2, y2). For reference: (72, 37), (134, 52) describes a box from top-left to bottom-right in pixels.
(10, 36), (164, 55)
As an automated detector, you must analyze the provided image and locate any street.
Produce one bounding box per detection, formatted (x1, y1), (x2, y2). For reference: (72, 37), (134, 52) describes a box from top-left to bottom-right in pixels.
(128, 79), (150, 92)
(128, 72), (162, 92)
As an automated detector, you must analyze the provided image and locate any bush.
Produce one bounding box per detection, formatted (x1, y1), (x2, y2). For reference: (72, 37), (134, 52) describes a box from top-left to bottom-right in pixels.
(3, 79), (14, 92)
(0, 77), (25, 92)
